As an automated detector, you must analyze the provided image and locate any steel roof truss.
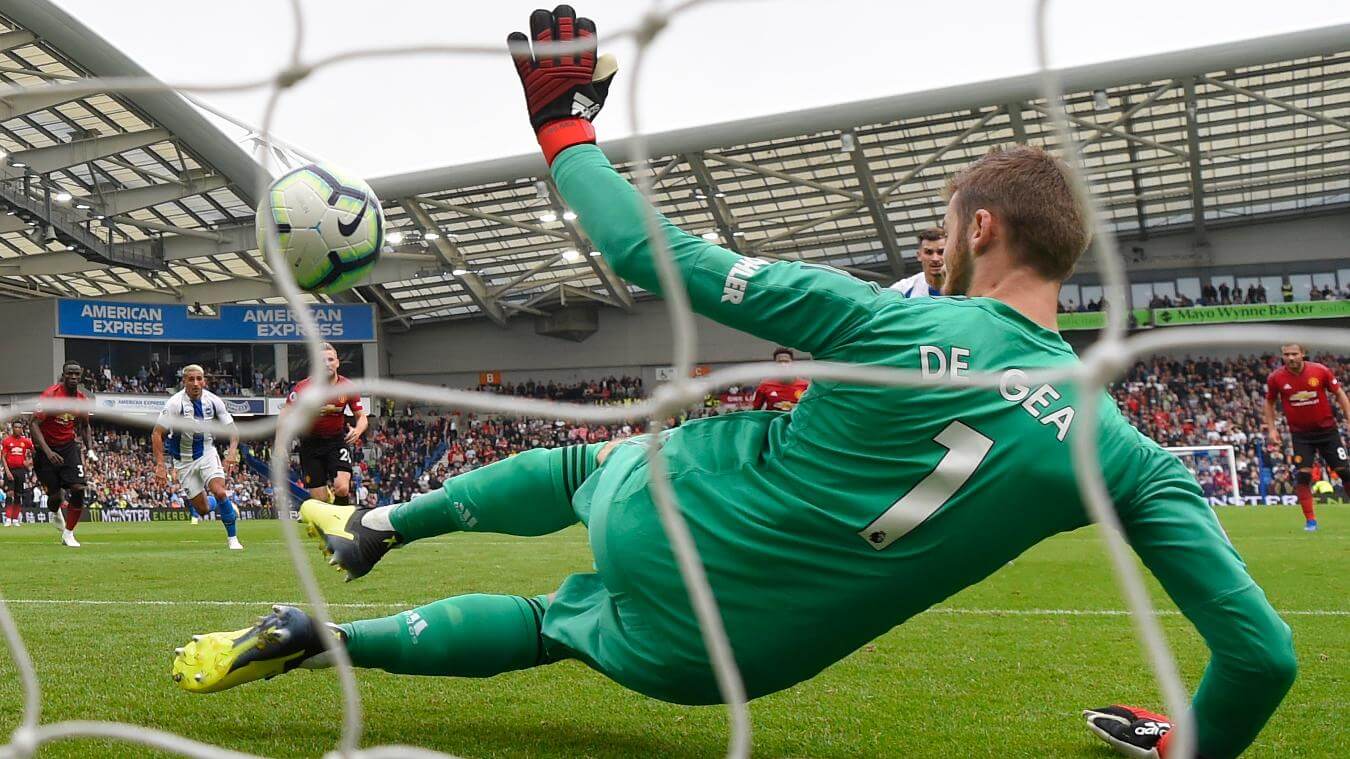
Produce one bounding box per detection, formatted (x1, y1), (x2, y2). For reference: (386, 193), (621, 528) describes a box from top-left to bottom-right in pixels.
(400, 197), (507, 326)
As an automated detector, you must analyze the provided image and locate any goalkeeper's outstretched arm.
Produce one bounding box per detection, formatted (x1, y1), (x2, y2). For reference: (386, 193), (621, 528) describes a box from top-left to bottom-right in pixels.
(1121, 446), (1296, 758)
(508, 5), (886, 360)
(552, 145), (885, 359)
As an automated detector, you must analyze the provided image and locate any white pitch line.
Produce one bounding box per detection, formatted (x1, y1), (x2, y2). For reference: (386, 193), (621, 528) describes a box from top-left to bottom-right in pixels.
(0, 599), (1344, 616)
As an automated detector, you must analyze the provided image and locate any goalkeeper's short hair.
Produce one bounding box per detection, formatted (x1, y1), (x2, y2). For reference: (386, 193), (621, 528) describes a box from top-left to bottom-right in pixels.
(943, 145), (1089, 281)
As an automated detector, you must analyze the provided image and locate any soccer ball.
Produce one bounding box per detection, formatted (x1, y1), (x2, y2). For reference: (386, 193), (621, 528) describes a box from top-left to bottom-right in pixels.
(256, 163), (384, 294)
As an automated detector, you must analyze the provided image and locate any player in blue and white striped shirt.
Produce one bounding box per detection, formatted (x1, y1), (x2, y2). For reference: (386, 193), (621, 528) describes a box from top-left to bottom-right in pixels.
(151, 365), (243, 550)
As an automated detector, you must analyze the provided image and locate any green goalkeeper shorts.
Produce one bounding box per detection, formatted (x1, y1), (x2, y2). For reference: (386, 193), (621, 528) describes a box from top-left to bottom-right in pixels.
(540, 435), (729, 705)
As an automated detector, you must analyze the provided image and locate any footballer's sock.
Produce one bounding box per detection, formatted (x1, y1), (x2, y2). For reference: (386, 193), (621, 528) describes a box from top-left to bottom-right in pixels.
(390, 444), (602, 541)
(217, 496), (238, 539)
(63, 490), (84, 531)
(339, 594), (549, 677)
(1295, 484), (1316, 521)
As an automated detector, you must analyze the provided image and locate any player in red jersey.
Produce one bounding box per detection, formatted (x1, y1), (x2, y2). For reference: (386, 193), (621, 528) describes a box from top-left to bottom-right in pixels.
(1264, 343), (1350, 531)
(752, 347), (810, 412)
(30, 360), (94, 547)
(2, 421), (34, 527)
(285, 343), (368, 505)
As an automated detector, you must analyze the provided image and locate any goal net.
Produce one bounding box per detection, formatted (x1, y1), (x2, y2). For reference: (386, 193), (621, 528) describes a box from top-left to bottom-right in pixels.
(0, 2), (1341, 758)
(1164, 445), (1240, 505)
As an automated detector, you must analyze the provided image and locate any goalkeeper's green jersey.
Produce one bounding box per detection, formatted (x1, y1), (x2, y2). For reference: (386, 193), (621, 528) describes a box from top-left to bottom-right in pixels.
(546, 145), (1293, 759)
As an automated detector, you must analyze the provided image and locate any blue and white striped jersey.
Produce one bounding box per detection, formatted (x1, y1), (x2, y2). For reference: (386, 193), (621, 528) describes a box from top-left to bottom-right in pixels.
(158, 390), (234, 464)
(888, 271), (941, 298)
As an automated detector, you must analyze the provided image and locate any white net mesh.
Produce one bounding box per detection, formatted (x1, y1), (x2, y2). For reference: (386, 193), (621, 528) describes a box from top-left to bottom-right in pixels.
(0, 1), (1344, 757)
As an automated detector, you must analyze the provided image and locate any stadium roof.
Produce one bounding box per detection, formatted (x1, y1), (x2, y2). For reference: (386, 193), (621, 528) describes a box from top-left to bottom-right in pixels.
(0, 0), (1347, 328)
(0, 0), (362, 310)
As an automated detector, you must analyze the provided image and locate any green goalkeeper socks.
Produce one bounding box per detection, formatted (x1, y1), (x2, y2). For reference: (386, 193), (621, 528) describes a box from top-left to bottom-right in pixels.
(390, 443), (603, 542)
(339, 594), (550, 677)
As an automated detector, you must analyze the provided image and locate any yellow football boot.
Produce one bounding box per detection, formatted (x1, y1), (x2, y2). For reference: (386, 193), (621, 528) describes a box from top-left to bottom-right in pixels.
(172, 605), (334, 693)
(299, 499), (401, 581)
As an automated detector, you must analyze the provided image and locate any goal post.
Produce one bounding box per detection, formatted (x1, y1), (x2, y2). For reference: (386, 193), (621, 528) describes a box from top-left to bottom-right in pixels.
(1164, 445), (1241, 503)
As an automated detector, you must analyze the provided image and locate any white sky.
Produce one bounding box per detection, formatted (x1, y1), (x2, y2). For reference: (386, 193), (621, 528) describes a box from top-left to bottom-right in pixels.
(50, 0), (1350, 179)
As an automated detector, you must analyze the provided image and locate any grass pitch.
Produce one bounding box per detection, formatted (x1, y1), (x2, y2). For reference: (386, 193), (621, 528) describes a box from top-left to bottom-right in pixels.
(0, 505), (1345, 758)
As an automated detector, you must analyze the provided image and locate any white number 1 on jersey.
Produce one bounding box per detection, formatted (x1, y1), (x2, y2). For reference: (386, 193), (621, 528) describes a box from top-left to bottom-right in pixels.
(859, 421), (993, 551)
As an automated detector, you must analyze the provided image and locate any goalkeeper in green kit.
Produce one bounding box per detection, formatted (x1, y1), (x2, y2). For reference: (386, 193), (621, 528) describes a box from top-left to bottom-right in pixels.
(172, 7), (1295, 757)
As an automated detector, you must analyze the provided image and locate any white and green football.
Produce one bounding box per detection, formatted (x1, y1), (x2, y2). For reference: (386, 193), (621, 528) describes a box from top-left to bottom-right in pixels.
(255, 163), (384, 294)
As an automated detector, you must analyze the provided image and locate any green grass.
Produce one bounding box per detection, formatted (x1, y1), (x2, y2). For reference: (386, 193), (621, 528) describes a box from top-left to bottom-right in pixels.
(0, 505), (1345, 758)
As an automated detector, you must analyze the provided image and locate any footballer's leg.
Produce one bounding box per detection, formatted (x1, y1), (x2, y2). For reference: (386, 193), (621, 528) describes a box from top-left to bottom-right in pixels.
(3, 480), (16, 525)
(59, 485), (83, 547)
(329, 442), (354, 506)
(56, 443), (86, 546)
(330, 470), (352, 506)
(1291, 434), (1318, 529)
(173, 594), (556, 693)
(302, 442), (610, 580)
(1318, 432), (1350, 526)
(188, 486), (206, 525)
(339, 593), (554, 677)
(299, 439), (331, 507)
(208, 477), (242, 550)
(36, 462), (63, 536)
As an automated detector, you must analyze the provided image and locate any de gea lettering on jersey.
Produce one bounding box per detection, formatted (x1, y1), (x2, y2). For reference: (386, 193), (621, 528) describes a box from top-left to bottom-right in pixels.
(920, 345), (1076, 441)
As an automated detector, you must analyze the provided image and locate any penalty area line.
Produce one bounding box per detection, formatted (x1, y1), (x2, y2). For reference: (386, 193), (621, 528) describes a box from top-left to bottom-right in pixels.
(0, 599), (1344, 616)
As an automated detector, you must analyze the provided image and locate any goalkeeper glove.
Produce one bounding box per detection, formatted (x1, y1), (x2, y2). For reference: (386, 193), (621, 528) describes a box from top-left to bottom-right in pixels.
(508, 5), (618, 165)
(1083, 705), (1180, 759)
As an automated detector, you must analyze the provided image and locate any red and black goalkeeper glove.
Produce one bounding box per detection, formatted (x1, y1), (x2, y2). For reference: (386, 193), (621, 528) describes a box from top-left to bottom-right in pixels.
(508, 5), (618, 165)
(1083, 705), (1184, 759)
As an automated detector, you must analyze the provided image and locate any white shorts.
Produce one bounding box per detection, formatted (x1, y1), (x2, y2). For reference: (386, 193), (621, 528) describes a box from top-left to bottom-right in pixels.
(175, 449), (225, 500)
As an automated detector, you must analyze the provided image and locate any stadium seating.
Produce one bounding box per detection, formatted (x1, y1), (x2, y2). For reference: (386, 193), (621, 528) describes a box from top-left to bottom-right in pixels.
(1114, 353), (1350, 498)
(59, 362), (1348, 510)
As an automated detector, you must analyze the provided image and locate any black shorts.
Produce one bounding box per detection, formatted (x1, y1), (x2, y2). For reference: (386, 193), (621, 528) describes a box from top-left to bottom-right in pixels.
(6, 466), (28, 493)
(1291, 428), (1348, 470)
(34, 441), (85, 494)
(298, 436), (353, 489)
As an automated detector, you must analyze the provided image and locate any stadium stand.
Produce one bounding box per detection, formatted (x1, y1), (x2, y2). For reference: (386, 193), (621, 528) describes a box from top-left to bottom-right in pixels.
(64, 360), (1346, 508)
(79, 423), (274, 514)
(1114, 353), (1350, 498)
(81, 366), (295, 397)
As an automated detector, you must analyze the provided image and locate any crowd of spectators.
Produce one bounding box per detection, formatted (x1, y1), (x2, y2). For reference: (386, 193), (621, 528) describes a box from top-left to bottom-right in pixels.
(1309, 285), (1349, 302)
(1059, 281), (1350, 314)
(1196, 282), (1270, 306)
(1112, 353), (1350, 498)
(80, 424), (274, 513)
(15, 356), (1347, 513)
(1058, 298), (1112, 313)
(81, 363), (295, 397)
(357, 413), (454, 505)
(474, 376), (645, 403)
